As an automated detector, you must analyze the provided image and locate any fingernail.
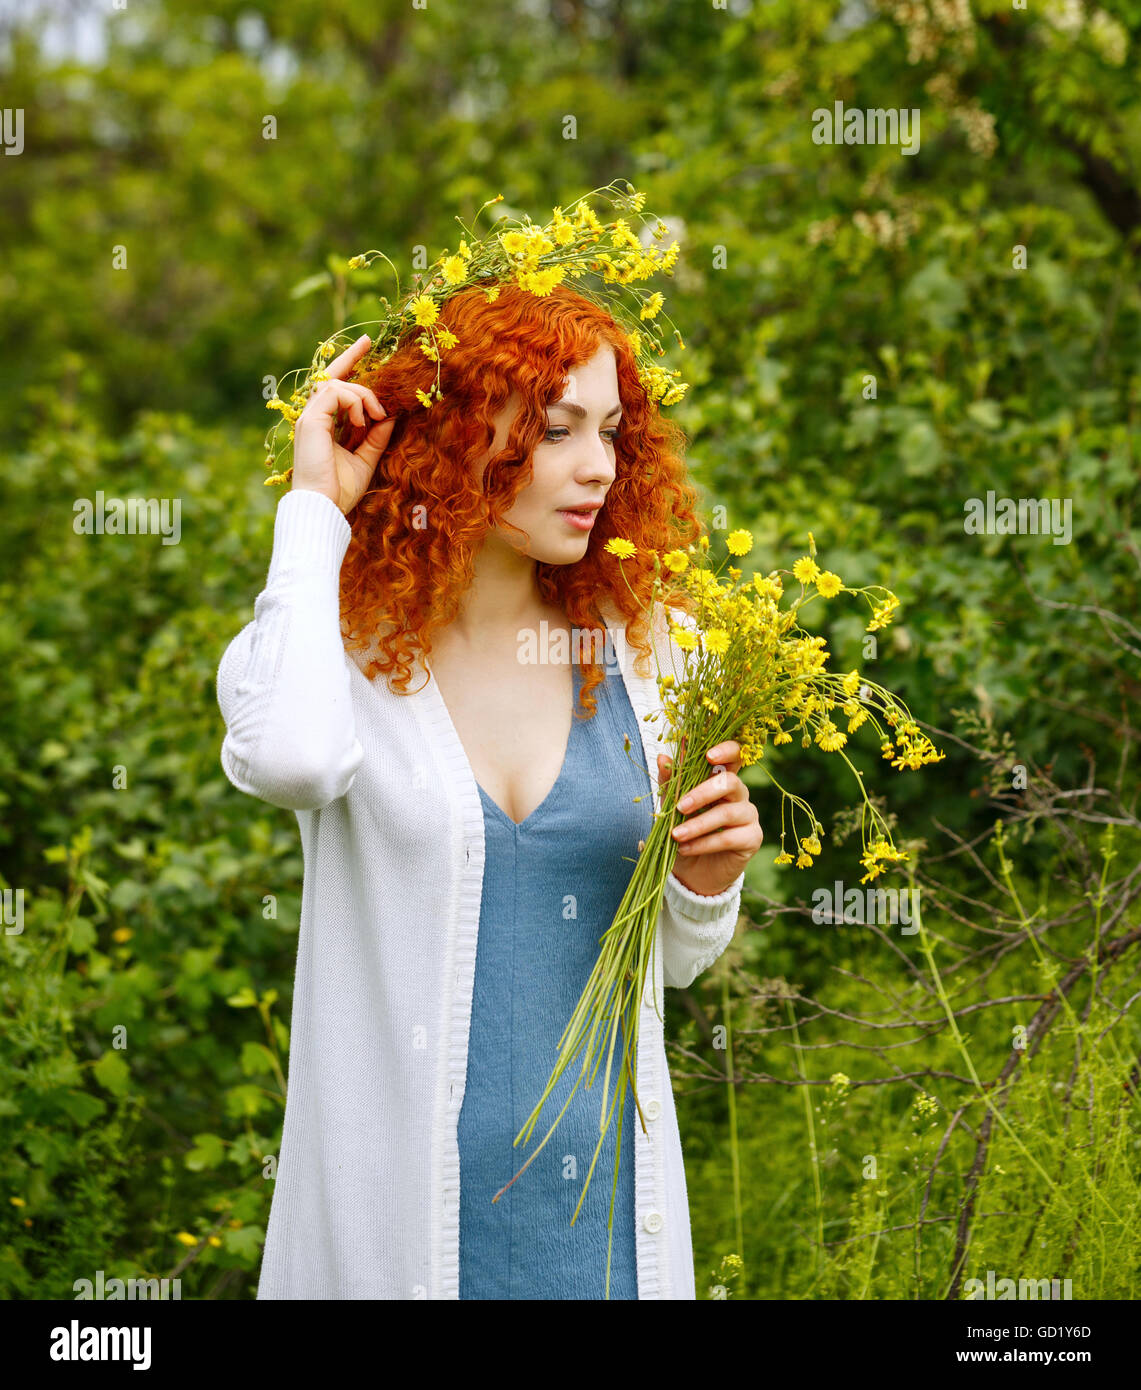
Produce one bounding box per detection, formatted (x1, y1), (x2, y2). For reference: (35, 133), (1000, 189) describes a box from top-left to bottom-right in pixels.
(678, 796), (691, 811)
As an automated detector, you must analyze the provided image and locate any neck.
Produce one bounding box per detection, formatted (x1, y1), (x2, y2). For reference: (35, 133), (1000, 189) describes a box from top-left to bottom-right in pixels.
(447, 532), (551, 648)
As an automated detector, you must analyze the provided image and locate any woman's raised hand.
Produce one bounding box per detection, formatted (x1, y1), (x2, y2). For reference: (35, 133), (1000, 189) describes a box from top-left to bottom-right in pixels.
(290, 334), (395, 515)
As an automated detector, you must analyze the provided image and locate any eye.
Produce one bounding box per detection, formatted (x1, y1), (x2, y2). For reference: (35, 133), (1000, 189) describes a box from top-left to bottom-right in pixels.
(543, 425), (623, 442)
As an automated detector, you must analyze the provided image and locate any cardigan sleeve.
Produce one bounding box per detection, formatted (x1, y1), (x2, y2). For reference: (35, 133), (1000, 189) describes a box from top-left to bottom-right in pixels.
(659, 868), (743, 990)
(216, 488), (365, 811)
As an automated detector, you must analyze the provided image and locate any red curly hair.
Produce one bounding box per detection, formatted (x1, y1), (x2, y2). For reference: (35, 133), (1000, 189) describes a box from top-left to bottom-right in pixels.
(337, 280), (702, 719)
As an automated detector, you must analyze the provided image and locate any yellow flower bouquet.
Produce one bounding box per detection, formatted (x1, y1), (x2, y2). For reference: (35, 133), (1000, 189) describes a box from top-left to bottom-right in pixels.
(492, 526), (944, 1297)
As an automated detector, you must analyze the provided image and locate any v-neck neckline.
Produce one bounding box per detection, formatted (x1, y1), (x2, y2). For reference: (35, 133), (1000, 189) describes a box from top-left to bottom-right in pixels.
(424, 659), (580, 831)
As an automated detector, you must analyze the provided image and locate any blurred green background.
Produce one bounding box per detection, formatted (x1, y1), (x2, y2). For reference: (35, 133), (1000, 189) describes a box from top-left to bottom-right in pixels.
(2, 0), (1139, 1300)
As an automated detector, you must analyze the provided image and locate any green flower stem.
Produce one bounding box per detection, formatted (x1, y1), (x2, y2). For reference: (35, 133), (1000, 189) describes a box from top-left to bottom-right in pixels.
(787, 998), (824, 1268)
(914, 860), (1105, 1222)
(722, 959), (746, 1294)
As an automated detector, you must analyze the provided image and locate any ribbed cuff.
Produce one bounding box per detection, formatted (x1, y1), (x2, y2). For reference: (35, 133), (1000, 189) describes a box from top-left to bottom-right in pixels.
(266, 488), (353, 585)
(663, 869), (744, 921)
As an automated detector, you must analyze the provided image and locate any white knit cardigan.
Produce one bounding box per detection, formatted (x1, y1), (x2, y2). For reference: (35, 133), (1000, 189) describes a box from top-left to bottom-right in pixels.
(216, 488), (744, 1300)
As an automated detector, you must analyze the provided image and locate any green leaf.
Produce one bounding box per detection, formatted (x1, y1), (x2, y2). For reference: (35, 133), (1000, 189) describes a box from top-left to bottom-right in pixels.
(109, 879), (146, 912)
(93, 1051), (131, 1096)
(224, 1084), (267, 1118)
(966, 399), (1002, 430)
(68, 917), (97, 954)
(222, 1225), (265, 1262)
(239, 1041), (277, 1077)
(184, 1133), (227, 1172)
(55, 1090), (108, 1124)
(289, 271), (332, 300)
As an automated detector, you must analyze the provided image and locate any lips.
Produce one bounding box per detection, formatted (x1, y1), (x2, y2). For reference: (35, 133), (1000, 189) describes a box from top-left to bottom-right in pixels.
(558, 507), (599, 531)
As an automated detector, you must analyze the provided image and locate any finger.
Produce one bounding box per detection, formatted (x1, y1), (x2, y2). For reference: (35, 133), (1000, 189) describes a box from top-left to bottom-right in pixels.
(351, 415), (397, 468)
(672, 799), (756, 845)
(657, 753), (673, 786)
(328, 380), (388, 422)
(675, 824), (762, 856)
(676, 769), (748, 816)
(298, 382), (370, 430)
(335, 378), (387, 423)
(705, 741), (743, 776)
(326, 334), (371, 380)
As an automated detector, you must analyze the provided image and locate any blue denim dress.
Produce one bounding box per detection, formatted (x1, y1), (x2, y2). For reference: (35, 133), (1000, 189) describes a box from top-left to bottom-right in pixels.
(458, 656), (653, 1299)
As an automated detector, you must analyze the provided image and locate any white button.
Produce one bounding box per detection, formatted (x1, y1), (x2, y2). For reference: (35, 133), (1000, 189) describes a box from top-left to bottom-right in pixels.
(645, 1099), (661, 1121)
(644, 1211), (663, 1234)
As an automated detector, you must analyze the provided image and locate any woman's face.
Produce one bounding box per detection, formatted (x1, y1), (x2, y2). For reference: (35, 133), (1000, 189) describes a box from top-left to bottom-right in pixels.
(482, 343), (622, 566)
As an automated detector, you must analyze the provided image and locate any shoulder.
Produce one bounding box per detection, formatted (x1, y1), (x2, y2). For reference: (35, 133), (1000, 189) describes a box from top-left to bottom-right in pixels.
(596, 594), (692, 680)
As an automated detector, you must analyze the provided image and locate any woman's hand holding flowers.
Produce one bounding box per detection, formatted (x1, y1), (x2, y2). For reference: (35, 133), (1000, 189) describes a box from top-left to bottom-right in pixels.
(657, 740), (763, 897)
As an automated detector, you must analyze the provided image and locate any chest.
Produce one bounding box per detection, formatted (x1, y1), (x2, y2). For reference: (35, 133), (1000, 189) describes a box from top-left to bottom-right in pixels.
(428, 642), (577, 826)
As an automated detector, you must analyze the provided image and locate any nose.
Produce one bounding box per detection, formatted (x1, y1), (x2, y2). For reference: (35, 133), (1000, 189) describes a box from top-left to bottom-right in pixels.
(575, 434), (617, 488)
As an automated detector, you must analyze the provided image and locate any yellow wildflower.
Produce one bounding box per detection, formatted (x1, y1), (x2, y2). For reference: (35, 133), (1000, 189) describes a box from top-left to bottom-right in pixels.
(662, 549), (689, 574)
(726, 529), (754, 557)
(792, 556), (821, 585)
(440, 255), (468, 285)
(671, 626), (697, 652)
(518, 264), (567, 296)
(640, 291), (664, 320)
(704, 628), (730, 656)
(752, 572), (783, 601)
(603, 537), (636, 559)
(816, 571), (843, 598)
(845, 704), (869, 733)
(815, 721), (848, 752)
(409, 295), (438, 327)
(500, 231), (531, 257)
(859, 839), (909, 883)
(774, 851), (794, 866)
(866, 595), (900, 631)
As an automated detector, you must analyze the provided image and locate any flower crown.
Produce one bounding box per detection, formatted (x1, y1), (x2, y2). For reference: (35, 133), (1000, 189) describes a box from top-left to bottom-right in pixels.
(261, 178), (688, 486)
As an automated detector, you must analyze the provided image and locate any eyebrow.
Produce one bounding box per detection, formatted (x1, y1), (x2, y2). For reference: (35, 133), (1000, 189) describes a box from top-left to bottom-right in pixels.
(547, 401), (623, 419)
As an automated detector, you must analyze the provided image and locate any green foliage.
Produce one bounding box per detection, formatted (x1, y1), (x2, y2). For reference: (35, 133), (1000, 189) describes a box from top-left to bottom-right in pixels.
(2, 0), (1139, 1298)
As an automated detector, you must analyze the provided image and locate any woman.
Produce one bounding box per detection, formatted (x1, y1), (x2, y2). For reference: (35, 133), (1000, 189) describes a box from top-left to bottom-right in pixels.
(216, 282), (764, 1299)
